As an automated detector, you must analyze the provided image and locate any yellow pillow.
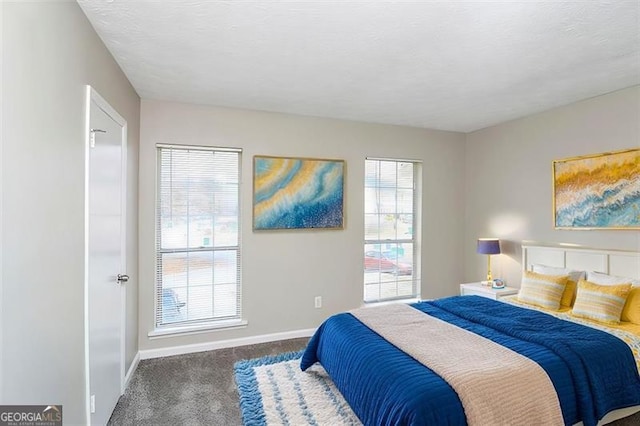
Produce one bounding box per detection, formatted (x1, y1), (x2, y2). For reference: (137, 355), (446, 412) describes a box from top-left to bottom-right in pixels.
(621, 287), (640, 324)
(571, 280), (632, 324)
(518, 271), (568, 310)
(561, 279), (577, 308)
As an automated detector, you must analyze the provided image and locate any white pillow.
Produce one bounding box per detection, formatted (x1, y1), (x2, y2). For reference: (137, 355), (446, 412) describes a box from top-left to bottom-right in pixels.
(586, 271), (640, 287)
(532, 264), (585, 283)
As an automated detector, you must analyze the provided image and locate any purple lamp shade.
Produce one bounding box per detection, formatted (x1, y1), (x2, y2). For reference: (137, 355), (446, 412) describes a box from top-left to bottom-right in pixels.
(477, 239), (500, 255)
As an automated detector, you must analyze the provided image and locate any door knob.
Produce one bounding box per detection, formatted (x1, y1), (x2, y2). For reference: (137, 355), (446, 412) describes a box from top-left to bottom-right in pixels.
(117, 274), (129, 283)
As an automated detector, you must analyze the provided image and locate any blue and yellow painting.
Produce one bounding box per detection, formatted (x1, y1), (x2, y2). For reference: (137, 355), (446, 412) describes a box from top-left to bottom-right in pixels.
(253, 156), (344, 230)
(554, 149), (639, 229)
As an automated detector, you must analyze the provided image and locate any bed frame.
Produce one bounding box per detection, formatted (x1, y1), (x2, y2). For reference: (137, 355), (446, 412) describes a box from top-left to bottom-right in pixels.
(521, 241), (640, 425)
(522, 241), (640, 281)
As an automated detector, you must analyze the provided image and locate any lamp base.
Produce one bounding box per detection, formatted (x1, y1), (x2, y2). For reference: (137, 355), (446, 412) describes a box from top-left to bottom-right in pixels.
(481, 280), (493, 286)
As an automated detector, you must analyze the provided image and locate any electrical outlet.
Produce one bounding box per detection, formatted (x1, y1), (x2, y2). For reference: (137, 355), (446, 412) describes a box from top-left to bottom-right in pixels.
(90, 395), (96, 414)
(314, 296), (322, 308)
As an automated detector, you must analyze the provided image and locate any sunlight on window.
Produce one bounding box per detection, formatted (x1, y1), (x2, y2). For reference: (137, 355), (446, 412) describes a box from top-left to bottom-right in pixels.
(156, 146), (241, 328)
(364, 159), (420, 303)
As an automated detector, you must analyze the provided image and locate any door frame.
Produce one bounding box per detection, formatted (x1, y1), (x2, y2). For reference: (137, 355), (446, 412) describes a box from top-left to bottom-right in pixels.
(83, 85), (128, 424)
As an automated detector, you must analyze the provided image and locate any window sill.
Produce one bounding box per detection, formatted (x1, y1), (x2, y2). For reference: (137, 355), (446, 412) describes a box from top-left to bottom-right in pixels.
(148, 319), (248, 339)
(362, 297), (422, 308)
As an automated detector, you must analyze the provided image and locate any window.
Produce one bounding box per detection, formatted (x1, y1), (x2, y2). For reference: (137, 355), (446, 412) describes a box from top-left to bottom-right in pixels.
(156, 145), (241, 330)
(364, 158), (420, 302)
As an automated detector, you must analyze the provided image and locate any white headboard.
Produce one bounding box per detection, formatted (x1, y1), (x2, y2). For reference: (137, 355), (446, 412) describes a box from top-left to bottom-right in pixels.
(522, 241), (640, 281)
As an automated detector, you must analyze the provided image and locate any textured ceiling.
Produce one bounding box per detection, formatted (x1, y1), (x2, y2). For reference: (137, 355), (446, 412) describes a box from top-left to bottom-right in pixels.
(77, 1), (640, 132)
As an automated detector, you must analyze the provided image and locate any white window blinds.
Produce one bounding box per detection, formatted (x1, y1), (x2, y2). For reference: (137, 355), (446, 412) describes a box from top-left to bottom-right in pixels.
(364, 158), (420, 302)
(156, 145), (241, 328)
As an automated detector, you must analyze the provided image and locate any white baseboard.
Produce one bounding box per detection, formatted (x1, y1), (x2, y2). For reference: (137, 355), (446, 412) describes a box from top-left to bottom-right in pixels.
(138, 328), (316, 360)
(123, 351), (140, 391)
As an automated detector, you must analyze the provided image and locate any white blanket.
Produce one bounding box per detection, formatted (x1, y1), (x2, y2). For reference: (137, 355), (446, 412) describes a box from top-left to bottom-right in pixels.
(351, 303), (564, 426)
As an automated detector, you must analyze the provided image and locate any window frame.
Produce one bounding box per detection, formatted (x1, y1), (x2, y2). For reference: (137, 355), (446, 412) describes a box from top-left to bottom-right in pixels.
(364, 157), (421, 303)
(151, 144), (244, 336)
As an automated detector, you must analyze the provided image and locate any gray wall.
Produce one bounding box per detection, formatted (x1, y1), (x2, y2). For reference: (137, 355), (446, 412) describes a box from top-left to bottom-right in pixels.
(465, 86), (640, 287)
(1, 2), (140, 424)
(139, 100), (466, 351)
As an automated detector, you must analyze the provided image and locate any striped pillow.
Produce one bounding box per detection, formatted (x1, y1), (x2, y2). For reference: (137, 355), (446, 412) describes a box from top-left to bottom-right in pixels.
(531, 265), (584, 307)
(571, 280), (632, 324)
(518, 271), (568, 310)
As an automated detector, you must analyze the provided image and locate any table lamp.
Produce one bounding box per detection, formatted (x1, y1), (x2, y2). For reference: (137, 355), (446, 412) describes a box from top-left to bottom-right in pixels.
(477, 238), (500, 283)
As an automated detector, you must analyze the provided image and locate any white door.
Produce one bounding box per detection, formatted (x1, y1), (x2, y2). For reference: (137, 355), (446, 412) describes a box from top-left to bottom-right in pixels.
(86, 87), (127, 426)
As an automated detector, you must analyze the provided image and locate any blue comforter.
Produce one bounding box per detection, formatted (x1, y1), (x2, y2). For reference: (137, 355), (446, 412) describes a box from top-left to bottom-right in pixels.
(301, 296), (640, 426)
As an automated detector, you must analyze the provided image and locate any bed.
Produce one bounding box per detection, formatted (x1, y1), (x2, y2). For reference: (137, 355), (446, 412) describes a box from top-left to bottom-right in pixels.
(301, 242), (640, 426)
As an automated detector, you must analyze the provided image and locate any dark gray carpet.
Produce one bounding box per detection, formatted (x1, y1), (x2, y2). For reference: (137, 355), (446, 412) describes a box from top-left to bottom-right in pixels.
(108, 338), (309, 425)
(108, 337), (640, 425)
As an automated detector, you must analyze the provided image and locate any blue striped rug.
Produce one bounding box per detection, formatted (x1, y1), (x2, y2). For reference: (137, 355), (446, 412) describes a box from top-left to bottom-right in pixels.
(234, 351), (361, 425)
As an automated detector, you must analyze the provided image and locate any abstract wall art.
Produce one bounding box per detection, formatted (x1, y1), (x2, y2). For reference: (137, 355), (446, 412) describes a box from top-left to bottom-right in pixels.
(253, 156), (345, 230)
(553, 148), (639, 229)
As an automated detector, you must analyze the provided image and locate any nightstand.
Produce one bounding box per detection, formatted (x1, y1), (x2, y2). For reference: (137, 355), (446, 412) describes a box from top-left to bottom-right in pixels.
(459, 282), (519, 301)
